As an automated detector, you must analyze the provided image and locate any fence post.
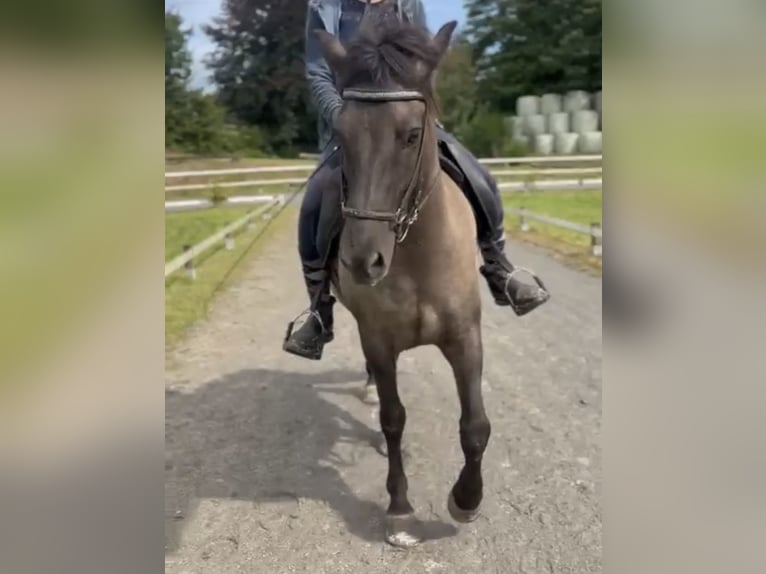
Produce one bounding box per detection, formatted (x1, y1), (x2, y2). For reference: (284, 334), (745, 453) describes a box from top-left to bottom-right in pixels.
(224, 232), (234, 250)
(520, 207), (530, 232)
(183, 244), (196, 280)
(590, 222), (602, 256)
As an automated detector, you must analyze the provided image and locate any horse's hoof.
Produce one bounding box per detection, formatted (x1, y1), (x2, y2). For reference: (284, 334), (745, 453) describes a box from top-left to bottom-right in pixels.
(447, 489), (481, 524)
(385, 513), (421, 548)
(361, 383), (379, 405)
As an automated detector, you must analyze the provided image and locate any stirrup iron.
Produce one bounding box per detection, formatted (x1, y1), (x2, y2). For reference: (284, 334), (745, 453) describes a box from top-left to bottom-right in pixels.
(504, 267), (549, 317)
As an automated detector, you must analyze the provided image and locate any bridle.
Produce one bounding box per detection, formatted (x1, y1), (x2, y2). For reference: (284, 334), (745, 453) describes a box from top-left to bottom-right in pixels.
(338, 87), (440, 243)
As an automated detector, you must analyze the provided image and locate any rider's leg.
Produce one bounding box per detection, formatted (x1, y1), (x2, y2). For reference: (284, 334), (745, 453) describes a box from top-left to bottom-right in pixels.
(283, 149), (341, 360)
(437, 127), (550, 316)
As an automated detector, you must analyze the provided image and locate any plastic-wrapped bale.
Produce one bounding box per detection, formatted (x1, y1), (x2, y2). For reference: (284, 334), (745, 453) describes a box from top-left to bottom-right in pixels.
(516, 95), (540, 117)
(523, 114), (546, 137)
(564, 90), (591, 113)
(547, 112), (570, 134)
(540, 94), (563, 114)
(534, 134), (554, 155)
(578, 131), (603, 154)
(571, 110), (600, 134)
(554, 133), (579, 155)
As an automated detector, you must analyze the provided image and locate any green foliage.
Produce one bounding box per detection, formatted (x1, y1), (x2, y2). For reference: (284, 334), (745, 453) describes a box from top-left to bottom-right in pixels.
(164, 1), (601, 158)
(437, 34), (529, 158)
(210, 187), (227, 205)
(204, 0), (316, 154)
(165, 11), (193, 150)
(456, 108), (508, 157)
(436, 35), (478, 134)
(499, 137), (530, 158)
(451, 109), (526, 158)
(165, 10), (268, 157)
(466, 0), (602, 112)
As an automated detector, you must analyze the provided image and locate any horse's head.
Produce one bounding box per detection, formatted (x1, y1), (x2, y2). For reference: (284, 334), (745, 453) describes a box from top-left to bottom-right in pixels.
(316, 16), (457, 285)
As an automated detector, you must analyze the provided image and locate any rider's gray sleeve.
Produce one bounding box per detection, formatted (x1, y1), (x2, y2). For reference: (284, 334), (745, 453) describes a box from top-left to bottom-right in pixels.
(305, 5), (343, 128)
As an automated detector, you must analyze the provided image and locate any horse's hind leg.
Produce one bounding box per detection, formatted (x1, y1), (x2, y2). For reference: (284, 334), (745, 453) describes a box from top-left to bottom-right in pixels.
(441, 326), (491, 523)
(364, 344), (418, 546)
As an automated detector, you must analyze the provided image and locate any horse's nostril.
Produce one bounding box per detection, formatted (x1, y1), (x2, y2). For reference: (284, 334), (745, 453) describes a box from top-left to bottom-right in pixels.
(368, 252), (385, 272)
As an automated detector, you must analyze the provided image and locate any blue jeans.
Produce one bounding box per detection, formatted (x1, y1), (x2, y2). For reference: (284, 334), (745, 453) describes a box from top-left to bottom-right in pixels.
(298, 144), (342, 267)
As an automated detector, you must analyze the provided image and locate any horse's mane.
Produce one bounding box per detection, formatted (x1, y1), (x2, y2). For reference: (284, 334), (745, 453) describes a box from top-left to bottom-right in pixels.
(344, 9), (441, 112)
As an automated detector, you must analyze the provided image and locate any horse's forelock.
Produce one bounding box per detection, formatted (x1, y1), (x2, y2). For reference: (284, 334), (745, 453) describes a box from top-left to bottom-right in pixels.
(346, 17), (440, 106)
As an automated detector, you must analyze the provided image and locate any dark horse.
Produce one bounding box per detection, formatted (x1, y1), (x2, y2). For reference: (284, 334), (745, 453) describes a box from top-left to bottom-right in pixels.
(315, 16), (490, 546)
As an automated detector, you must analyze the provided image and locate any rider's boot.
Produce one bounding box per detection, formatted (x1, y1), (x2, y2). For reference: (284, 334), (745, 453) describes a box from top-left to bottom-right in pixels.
(479, 239), (550, 316)
(283, 267), (335, 360)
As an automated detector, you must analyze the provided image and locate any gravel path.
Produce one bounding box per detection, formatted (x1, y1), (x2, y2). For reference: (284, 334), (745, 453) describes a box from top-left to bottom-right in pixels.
(165, 208), (602, 573)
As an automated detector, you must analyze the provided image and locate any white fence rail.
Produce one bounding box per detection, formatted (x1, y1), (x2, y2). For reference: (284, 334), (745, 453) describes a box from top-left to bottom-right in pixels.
(164, 154), (602, 180)
(498, 178), (602, 192)
(164, 154), (603, 195)
(165, 195), (280, 213)
(507, 206), (602, 256)
(165, 198), (283, 279)
(166, 178), (307, 193)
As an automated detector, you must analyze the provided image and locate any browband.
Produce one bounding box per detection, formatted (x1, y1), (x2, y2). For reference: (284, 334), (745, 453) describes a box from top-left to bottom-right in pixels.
(342, 89), (425, 102)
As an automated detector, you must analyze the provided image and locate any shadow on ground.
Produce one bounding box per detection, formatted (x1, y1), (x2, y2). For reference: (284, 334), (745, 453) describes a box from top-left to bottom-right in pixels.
(165, 368), (457, 551)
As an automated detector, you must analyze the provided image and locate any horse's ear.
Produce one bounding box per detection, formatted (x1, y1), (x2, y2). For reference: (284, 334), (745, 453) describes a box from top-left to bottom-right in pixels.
(432, 21), (458, 61)
(315, 29), (348, 76)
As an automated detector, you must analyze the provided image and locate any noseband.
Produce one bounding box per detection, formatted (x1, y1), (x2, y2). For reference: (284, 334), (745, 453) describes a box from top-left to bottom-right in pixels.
(339, 88), (438, 243)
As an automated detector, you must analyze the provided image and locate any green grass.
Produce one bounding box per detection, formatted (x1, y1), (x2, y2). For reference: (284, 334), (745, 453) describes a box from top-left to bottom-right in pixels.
(165, 204), (293, 349)
(165, 205), (256, 262)
(503, 190), (602, 273)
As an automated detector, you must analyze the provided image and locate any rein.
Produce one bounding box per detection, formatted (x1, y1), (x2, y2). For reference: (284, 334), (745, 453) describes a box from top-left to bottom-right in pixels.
(339, 88), (440, 243)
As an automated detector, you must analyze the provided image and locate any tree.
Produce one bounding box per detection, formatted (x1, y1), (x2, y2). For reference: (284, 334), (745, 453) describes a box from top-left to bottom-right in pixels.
(436, 34), (479, 135)
(465, 0), (602, 112)
(166, 10), (257, 156)
(204, 0), (315, 154)
(165, 11), (193, 149)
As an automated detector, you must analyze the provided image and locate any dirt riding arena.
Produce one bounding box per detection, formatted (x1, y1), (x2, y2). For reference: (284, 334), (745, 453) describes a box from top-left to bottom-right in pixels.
(165, 208), (601, 573)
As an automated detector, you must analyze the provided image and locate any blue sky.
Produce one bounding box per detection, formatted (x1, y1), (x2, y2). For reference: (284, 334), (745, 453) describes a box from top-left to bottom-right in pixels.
(166, 0), (467, 89)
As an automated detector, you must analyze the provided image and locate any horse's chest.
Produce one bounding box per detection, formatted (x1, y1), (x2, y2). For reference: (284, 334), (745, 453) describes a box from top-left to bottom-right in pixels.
(351, 284), (445, 346)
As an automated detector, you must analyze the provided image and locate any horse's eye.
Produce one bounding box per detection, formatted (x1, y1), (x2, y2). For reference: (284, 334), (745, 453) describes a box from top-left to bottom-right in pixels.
(404, 128), (422, 148)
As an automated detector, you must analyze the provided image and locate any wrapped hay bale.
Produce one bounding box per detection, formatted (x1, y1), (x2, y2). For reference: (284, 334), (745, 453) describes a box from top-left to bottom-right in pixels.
(578, 131), (603, 154)
(541, 94), (563, 115)
(571, 110), (600, 134)
(564, 90), (591, 113)
(534, 134), (554, 155)
(516, 95), (540, 117)
(547, 112), (570, 134)
(523, 114), (546, 137)
(554, 133), (579, 155)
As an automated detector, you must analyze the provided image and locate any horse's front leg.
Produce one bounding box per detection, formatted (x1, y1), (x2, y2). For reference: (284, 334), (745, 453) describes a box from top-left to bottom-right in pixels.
(361, 361), (380, 405)
(363, 341), (418, 546)
(440, 325), (491, 522)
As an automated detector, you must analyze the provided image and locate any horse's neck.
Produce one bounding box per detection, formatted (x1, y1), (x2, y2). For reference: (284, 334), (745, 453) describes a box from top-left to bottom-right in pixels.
(404, 159), (463, 247)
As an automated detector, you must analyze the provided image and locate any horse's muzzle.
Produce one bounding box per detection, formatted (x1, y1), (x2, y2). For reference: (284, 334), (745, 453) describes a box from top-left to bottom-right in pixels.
(341, 251), (388, 286)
